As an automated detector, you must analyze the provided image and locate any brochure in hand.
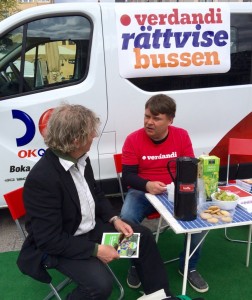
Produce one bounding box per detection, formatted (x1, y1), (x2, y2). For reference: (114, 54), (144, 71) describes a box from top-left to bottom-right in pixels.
(101, 232), (140, 258)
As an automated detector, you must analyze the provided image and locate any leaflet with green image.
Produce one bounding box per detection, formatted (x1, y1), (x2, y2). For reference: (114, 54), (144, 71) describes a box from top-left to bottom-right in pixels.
(101, 232), (140, 258)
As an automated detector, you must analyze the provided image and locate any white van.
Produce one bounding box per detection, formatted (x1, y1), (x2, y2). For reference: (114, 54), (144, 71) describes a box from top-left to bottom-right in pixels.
(0, 2), (252, 207)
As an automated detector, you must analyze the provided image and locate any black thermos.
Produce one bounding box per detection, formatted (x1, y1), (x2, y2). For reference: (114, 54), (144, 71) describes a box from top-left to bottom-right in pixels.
(167, 157), (199, 221)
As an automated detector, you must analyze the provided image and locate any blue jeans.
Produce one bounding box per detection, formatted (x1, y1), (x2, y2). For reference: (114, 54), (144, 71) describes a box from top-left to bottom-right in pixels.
(120, 188), (205, 271)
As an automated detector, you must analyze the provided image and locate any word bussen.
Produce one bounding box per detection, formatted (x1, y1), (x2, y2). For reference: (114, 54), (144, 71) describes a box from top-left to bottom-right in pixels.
(121, 25), (227, 69)
(119, 8), (229, 70)
(133, 48), (219, 69)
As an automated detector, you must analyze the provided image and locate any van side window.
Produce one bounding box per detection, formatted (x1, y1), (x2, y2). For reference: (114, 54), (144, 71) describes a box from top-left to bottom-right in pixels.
(0, 15), (91, 98)
(128, 13), (252, 92)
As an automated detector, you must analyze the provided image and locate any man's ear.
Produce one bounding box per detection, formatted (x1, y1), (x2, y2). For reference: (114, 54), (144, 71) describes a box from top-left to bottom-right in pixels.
(73, 138), (80, 148)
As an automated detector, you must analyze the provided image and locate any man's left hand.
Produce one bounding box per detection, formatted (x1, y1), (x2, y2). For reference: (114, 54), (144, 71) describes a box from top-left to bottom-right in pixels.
(113, 218), (133, 237)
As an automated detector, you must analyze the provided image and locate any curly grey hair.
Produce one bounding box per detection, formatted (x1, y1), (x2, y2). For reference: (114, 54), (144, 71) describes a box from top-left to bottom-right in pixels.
(44, 103), (100, 153)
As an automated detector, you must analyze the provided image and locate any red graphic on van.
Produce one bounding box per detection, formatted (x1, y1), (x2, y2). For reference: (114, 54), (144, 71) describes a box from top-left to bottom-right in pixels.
(38, 108), (54, 137)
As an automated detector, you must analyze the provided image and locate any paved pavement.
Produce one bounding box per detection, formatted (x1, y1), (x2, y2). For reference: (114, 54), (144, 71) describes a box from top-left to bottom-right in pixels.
(0, 202), (159, 253)
(0, 208), (23, 253)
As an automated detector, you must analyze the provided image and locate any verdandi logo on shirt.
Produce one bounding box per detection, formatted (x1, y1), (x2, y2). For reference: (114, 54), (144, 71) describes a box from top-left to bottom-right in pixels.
(142, 152), (177, 160)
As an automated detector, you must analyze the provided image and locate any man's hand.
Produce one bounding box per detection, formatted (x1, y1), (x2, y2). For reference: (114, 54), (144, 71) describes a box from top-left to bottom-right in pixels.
(97, 218), (134, 264)
(146, 181), (167, 195)
(97, 244), (120, 264)
(113, 218), (134, 237)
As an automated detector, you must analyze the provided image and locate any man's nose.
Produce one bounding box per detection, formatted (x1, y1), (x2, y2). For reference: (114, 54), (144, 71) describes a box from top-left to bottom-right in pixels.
(146, 118), (154, 125)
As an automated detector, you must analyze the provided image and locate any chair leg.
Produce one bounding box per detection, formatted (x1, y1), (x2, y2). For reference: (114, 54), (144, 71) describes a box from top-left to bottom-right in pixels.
(152, 218), (170, 243)
(154, 217), (179, 265)
(43, 278), (72, 300)
(43, 283), (62, 300)
(224, 227), (252, 244)
(224, 226), (252, 267)
(164, 257), (180, 264)
(44, 268), (123, 300)
(106, 264), (124, 300)
(155, 216), (163, 243)
(246, 224), (252, 267)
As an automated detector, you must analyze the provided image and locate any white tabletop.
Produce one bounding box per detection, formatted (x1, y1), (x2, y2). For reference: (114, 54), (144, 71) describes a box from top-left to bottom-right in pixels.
(145, 192), (252, 234)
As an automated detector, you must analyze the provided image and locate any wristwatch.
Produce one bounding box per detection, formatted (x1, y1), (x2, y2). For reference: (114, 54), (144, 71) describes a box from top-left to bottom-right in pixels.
(109, 216), (120, 224)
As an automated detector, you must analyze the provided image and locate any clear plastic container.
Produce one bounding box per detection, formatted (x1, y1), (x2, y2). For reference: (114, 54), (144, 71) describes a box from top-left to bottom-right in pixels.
(198, 201), (235, 224)
(197, 178), (206, 205)
(167, 182), (174, 202)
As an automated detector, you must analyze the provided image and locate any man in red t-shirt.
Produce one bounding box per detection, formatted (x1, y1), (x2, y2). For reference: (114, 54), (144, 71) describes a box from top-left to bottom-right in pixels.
(121, 94), (209, 294)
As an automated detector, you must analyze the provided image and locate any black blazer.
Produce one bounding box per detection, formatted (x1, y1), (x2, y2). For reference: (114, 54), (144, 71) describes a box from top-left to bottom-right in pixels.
(17, 149), (116, 283)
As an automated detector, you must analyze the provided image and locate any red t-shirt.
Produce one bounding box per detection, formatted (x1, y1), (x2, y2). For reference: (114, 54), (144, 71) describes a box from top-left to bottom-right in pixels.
(122, 126), (194, 184)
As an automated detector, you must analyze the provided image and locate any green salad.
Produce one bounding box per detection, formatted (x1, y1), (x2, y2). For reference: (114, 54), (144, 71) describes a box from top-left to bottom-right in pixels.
(214, 190), (237, 201)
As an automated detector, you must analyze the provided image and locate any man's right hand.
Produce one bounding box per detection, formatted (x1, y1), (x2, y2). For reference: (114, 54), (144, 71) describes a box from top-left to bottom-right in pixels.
(146, 181), (167, 195)
(97, 244), (120, 264)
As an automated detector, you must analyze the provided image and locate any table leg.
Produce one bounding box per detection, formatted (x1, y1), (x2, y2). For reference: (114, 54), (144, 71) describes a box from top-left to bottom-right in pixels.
(182, 233), (191, 295)
(246, 224), (252, 267)
(181, 230), (209, 295)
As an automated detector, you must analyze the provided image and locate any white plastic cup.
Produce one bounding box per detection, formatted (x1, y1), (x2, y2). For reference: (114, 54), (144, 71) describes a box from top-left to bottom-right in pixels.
(197, 178), (206, 205)
(167, 183), (175, 202)
(169, 190), (174, 202)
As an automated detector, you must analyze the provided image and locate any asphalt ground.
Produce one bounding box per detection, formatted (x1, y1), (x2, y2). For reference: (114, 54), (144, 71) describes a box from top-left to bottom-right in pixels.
(0, 197), (159, 253)
(0, 208), (23, 253)
(0, 196), (124, 253)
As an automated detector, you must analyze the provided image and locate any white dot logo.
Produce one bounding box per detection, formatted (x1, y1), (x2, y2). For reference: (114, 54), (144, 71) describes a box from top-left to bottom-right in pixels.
(142, 156), (146, 160)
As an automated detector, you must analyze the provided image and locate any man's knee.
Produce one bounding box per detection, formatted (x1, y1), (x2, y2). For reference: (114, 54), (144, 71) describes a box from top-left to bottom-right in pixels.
(121, 213), (140, 224)
(120, 206), (139, 223)
(76, 272), (113, 299)
(132, 224), (154, 242)
(95, 276), (113, 298)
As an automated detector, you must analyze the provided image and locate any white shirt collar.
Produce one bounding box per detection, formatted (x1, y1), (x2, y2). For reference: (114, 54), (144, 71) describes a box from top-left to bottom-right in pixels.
(59, 153), (88, 171)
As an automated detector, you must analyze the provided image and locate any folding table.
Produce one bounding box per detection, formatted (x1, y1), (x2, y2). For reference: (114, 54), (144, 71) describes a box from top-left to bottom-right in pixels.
(145, 192), (252, 295)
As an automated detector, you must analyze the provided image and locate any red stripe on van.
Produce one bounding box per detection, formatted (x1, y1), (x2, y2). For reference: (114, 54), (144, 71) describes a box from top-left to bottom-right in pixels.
(209, 112), (252, 166)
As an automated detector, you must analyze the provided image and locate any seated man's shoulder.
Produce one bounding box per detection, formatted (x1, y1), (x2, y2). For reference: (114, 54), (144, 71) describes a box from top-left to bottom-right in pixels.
(170, 126), (188, 135)
(127, 128), (145, 139)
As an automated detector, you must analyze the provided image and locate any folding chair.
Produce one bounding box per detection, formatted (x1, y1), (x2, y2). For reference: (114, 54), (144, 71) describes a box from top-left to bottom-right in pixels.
(4, 187), (124, 300)
(113, 153), (168, 243)
(225, 138), (252, 245)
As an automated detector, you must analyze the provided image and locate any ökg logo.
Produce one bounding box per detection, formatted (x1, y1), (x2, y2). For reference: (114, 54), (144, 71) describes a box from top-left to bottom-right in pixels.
(12, 110), (35, 147)
(12, 109), (54, 147)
